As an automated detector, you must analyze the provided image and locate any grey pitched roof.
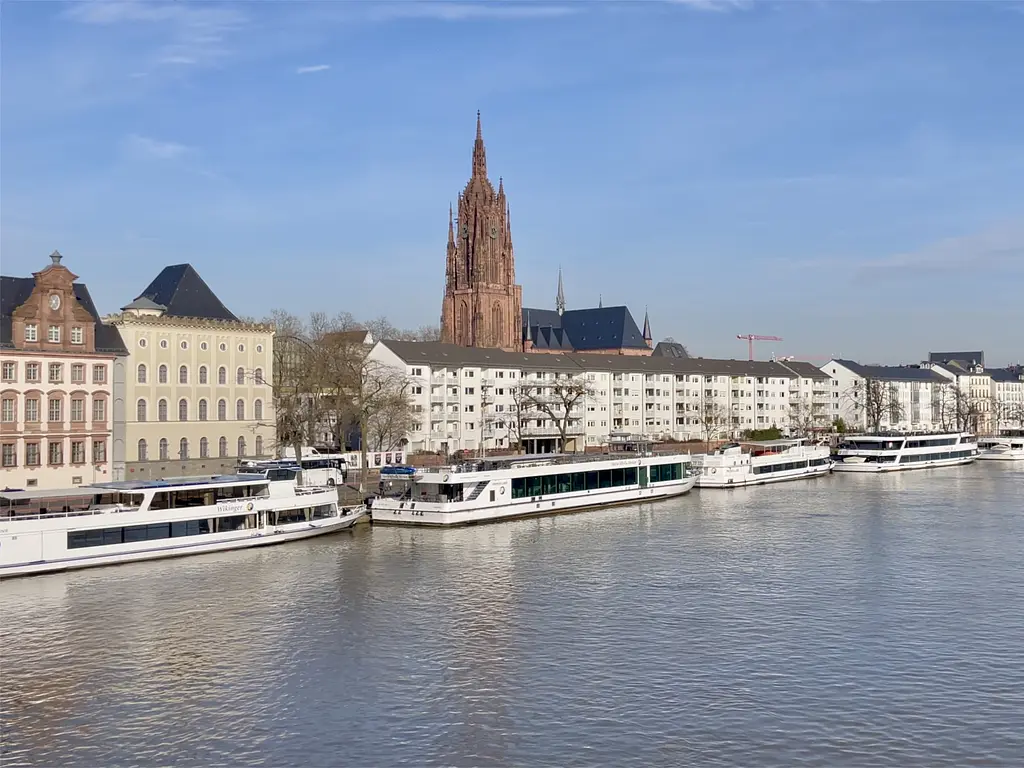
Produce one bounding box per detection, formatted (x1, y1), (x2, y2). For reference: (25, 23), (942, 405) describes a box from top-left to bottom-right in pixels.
(989, 367), (1024, 383)
(121, 296), (167, 312)
(522, 306), (648, 352)
(929, 351), (984, 367)
(832, 359), (947, 383)
(0, 275), (128, 354)
(777, 361), (830, 380)
(652, 341), (690, 359)
(135, 264), (237, 321)
(380, 340), (584, 371)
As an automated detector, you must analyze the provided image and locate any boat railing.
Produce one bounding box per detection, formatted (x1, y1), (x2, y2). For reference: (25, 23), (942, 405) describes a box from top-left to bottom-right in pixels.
(2, 503), (140, 522)
(429, 450), (693, 476)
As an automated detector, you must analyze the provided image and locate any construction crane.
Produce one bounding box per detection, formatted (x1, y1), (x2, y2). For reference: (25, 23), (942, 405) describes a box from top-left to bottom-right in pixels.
(737, 334), (783, 361)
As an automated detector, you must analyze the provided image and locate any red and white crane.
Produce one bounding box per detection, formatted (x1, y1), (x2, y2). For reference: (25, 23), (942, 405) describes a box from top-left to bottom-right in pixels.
(737, 334), (783, 361)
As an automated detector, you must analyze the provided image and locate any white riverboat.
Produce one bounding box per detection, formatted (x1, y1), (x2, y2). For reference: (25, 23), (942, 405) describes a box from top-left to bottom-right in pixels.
(977, 430), (1024, 461)
(369, 442), (695, 527)
(832, 432), (977, 473)
(692, 439), (833, 488)
(0, 471), (365, 578)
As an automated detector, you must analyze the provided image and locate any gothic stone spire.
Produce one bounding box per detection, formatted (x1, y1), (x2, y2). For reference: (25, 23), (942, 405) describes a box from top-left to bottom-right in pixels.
(642, 306), (652, 345)
(556, 267), (566, 316)
(472, 110), (487, 179)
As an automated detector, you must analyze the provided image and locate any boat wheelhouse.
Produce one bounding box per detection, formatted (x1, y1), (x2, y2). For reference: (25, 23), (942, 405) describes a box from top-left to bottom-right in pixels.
(370, 442), (695, 527)
(692, 439), (833, 488)
(0, 473), (364, 578)
(832, 432), (977, 473)
(977, 430), (1024, 461)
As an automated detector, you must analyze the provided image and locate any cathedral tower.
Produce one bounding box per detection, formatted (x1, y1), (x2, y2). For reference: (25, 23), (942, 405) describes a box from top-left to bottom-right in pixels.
(440, 113), (523, 351)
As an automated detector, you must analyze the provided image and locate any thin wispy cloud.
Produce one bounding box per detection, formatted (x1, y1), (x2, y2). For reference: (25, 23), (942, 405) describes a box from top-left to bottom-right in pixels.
(297, 64), (331, 74)
(363, 2), (578, 22)
(123, 134), (189, 161)
(667, 0), (754, 12)
(858, 219), (1024, 275)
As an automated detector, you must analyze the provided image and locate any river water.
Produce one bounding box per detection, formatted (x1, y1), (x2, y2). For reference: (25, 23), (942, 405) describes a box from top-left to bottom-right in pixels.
(2, 463), (1023, 767)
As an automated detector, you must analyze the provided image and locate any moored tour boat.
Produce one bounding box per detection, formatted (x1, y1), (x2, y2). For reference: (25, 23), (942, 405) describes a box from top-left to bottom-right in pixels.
(832, 432), (977, 472)
(0, 471), (364, 578)
(692, 439), (833, 488)
(977, 430), (1024, 461)
(369, 441), (695, 527)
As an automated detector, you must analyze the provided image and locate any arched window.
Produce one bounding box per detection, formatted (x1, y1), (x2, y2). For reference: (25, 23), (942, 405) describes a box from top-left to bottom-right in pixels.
(236, 367), (245, 385)
(178, 398), (188, 421)
(199, 399), (208, 421)
(236, 399), (245, 420)
(217, 399), (227, 420)
(179, 365), (188, 384)
(158, 399), (168, 422)
(200, 437), (209, 458)
(218, 367), (227, 385)
(137, 399), (147, 422)
(138, 439), (148, 461)
(159, 438), (169, 460)
(199, 365), (208, 384)
(237, 436), (246, 457)
(254, 399), (263, 420)
(179, 437), (189, 460)
(218, 436), (228, 457)
(254, 368), (264, 385)
(137, 364), (147, 384)
(158, 364), (168, 384)
(458, 300), (470, 342)
(255, 435), (264, 456)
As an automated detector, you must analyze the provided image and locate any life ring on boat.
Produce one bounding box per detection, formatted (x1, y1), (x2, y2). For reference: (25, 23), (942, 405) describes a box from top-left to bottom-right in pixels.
(246, 502), (254, 511)
(500, 487), (506, 495)
(443, 474), (450, 482)
(711, 468), (717, 474)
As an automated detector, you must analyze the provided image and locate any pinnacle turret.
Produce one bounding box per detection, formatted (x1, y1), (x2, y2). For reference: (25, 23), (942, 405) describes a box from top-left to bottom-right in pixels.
(472, 110), (487, 179)
(642, 307), (652, 344)
(556, 267), (566, 316)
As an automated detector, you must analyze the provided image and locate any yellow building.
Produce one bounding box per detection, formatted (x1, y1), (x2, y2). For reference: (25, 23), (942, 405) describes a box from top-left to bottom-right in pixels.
(105, 264), (276, 479)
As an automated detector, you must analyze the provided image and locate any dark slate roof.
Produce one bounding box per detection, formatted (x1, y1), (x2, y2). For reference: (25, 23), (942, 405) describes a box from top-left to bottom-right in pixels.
(0, 276), (128, 354)
(652, 341), (690, 359)
(522, 306), (648, 352)
(832, 359), (947, 383)
(380, 340), (584, 371)
(989, 367), (1024, 383)
(929, 351), (984, 367)
(135, 264), (237, 321)
(777, 361), (830, 380)
(121, 296), (167, 312)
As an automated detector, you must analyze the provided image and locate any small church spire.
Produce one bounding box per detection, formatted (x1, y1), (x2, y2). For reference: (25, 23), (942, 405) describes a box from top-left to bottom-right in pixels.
(525, 311), (533, 342)
(642, 306), (652, 345)
(472, 110), (487, 179)
(556, 267), (566, 316)
(598, 294), (603, 308)
(448, 203), (454, 242)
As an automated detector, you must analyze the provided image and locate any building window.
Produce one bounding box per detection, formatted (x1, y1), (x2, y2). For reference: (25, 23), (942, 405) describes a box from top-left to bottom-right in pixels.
(25, 362), (40, 382)
(137, 364), (147, 383)
(71, 398), (85, 422)
(256, 344), (263, 353)
(219, 343), (226, 352)
(236, 367), (245, 385)
(179, 438), (189, 460)
(1, 443), (15, 467)
(49, 441), (63, 465)
(137, 399), (147, 422)
(93, 440), (106, 463)
(48, 397), (62, 422)
(218, 399), (226, 420)
(199, 366), (208, 384)
(158, 398), (168, 421)
(71, 364), (85, 383)
(199, 399), (208, 421)
(180, 340), (188, 350)
(139, 338), (148, 348)
(48, 326), (61, 343)
(236, 399), (245, 420)
(138, 439), (148, 461)
(412, 367), (422, 376)
(93, 365), (106, 384)
(255, 435), (264, 456)
(25, 398), (39, 422)
(158, 365), (168, 384)
(71, 440), (86, 464)
(237, 436), (246, 457)
(160, 339), (168, 349)
(159, 438), (169, 460)
(71, 327), (84, 344)
(1, 398), (14, 423)
(25, 324), (38, 342)
(200, 437), (209, 458)
(218, 367), (227, 385)
(25, 442), (40, 466)
(254, 399), (263, 420)
(93, 398), (106, 422)
(49, 363), (63, 383)
(219, 436), (228, 457)
(201, 342), (208, 351)
(238, 344), (245, 353)
(179, 365), (188, 384)
(1, 361), (15, 381)
(178, 398), (188, 421)
(254, 367), (264, 384)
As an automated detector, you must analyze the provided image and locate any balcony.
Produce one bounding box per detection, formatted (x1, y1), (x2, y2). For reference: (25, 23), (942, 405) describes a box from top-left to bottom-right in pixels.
(520, 422), (584, 436)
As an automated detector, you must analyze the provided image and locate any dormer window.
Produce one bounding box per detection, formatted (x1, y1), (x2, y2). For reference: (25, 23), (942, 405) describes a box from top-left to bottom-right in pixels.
(24, 324), (38, 342)
(71, 327), (84, 344)
(48, 326), (61, 343)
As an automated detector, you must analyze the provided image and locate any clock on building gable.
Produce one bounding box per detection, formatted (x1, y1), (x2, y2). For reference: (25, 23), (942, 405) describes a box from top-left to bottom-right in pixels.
(49, 293), (61, 311)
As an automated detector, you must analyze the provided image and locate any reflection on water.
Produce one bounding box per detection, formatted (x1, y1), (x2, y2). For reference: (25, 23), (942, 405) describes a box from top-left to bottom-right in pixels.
(3, 464), (1024, 766)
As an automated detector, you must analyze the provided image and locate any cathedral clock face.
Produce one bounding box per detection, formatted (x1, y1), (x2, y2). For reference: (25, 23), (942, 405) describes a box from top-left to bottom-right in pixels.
(49, 294), (61, 311)
(489, 226), (498, 239)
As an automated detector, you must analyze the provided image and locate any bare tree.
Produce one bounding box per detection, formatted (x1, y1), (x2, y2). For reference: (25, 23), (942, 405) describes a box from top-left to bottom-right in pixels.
(788, 396), (818, 438)
(521, 373), (593, 453)
(844, 378), (903, 432)
(939, 383), (984, 433)
(505, 382), (531, 454)
(695, 397), (729, 451)
(362, 315), (441, 343)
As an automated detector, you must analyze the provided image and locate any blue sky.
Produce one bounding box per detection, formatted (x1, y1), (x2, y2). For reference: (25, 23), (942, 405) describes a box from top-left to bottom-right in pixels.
(2, 0), (1022, 365)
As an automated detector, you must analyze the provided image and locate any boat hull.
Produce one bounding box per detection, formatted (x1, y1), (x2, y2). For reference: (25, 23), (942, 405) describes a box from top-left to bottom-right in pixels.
(0, 508), (366, 579)
(371, 477), (695, 527)
(696, 462), (833, 488)
(976, 451), (1024, 461)
(832, 456), (975, 473)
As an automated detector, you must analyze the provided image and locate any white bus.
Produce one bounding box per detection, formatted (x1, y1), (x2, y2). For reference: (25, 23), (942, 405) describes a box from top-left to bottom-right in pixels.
(239, 455), (348, 487)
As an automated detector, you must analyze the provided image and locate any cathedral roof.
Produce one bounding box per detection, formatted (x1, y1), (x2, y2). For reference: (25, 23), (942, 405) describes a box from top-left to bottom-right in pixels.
(522, 306), (648, 352)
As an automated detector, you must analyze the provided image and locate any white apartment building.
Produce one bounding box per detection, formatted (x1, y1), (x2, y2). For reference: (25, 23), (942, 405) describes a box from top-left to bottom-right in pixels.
(927, 351), (1024, 433)
(105, 264), (276, 479)
(368, 340), (835, 453)
(990, 367), (1024, 430)
(822, 359), (948, 432)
